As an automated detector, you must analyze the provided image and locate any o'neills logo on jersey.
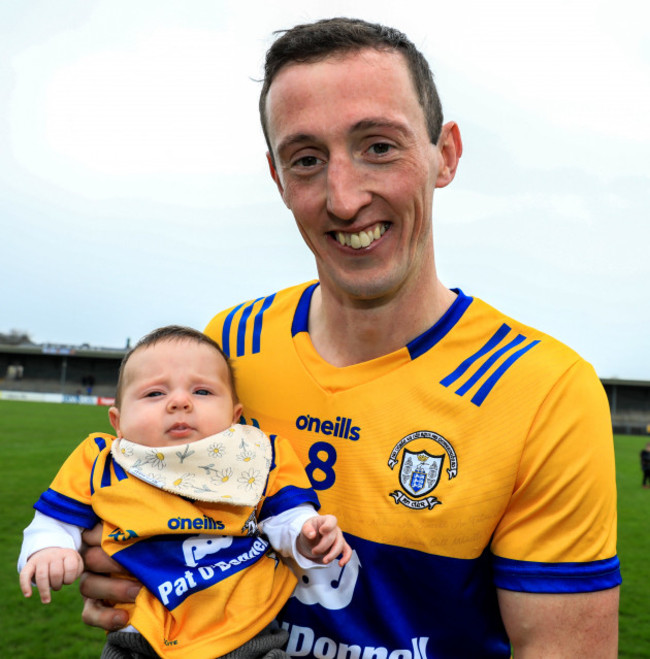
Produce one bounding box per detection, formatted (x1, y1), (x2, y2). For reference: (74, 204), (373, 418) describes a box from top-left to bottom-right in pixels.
(295, 414), (360, 441)
(387, 430), (457, 510)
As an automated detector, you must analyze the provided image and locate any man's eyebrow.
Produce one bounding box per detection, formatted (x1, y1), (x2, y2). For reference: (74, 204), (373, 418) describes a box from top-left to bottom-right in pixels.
(350, 118), (412, 136)
(276, 133), (319, 159)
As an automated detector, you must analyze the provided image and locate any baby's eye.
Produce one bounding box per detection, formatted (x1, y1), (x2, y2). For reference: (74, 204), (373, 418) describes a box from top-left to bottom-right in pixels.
(145, 391), (164, 398)
(194, 389), (211, 396)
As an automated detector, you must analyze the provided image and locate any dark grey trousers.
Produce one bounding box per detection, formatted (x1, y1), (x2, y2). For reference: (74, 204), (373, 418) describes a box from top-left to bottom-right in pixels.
(100, 621), (289, 658)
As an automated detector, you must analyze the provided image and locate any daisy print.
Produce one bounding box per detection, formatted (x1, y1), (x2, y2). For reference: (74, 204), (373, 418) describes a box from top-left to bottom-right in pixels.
(238, 468), (261, 490)
(207, 442), (226, 459)
(213, 467), (233, 485)
(144, 449), (167, 470)
(116, 443), (134, 458)
(237, 446), (256, 463)
(172, 473), (196, 490)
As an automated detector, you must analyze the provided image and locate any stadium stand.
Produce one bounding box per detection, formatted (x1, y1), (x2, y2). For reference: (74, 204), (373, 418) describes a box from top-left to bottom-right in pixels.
(0, 341), (648, 435)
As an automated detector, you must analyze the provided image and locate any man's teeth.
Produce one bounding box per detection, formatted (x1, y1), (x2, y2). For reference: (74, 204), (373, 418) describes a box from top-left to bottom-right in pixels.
(335, 224), (387, 249)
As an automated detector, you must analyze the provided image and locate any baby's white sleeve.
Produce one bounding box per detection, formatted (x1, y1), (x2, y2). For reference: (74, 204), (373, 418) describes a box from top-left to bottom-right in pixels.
(17, 510), (83, 572)
(259, 503), (326, 569)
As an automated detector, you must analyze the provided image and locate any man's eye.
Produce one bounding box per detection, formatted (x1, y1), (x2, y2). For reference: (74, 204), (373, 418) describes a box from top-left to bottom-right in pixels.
(293, 155), (321, 168)
(369, 143), (392, 155)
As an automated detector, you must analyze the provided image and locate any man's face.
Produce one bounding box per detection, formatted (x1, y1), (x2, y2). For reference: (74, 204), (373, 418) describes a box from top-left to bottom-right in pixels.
(109, 340), (242, 448)
(265, 48), (447, 304)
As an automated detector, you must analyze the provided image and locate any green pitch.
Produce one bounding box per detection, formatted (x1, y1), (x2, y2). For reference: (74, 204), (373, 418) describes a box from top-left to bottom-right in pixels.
(1, 400), (647, 657)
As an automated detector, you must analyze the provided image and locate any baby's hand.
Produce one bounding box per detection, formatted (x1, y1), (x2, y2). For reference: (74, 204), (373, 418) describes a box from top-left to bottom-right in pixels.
(297, 514), (352, 567)
(19, 547), (84, 604)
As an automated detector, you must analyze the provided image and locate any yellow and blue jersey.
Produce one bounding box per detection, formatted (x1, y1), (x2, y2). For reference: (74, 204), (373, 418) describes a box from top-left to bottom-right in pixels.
(33, 431), (318, 658)
(205, 282), (620, 658)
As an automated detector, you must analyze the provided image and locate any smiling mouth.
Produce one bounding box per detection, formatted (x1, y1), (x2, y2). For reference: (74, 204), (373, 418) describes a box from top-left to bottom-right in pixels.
(333, 223), (388, 249)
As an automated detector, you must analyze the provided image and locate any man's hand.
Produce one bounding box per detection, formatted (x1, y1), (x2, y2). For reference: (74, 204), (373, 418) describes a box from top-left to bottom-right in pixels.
(79, 524), (141, 631)
(20, 547), (84, 604)
(297, 514), (352, 566)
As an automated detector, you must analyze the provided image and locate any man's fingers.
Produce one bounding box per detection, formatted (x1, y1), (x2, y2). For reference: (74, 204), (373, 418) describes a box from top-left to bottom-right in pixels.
(81, 545), (125, 574)
(79, 572), (141, 604)
(81, 595), (130, 631)
(81, 523), (103, 546)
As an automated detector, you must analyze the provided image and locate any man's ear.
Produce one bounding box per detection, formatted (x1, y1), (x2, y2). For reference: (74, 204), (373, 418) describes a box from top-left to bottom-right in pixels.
(435, 121), (463, 189)
(267, 152), (288, 206)
(109, 406), (122, 437)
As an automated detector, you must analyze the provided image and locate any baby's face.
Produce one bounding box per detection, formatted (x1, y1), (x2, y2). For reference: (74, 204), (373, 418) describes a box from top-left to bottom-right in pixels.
(110, 339), (242, 447)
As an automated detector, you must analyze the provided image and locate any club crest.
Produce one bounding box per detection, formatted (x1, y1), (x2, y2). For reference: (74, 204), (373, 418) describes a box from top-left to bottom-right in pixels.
(388, 430), (457, 510)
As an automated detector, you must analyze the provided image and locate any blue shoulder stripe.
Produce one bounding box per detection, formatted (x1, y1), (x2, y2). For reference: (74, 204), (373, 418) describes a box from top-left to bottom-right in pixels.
(493, 555), (622, 593)
(253, 294), (276, 353)
(441, 324), (541, 407)
(470, 340), (540, 406)
(33, 489), (99, 529)
(237, 297), (264, 357)
(222, 294), (278, 358)
(455, 333), (527, 396)
(440, 323), (511, 387)
(221, 303), (246, 358)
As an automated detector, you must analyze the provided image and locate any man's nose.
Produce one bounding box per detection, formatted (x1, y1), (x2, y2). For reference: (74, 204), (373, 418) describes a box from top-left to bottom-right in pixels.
(326, 156), (372, 220)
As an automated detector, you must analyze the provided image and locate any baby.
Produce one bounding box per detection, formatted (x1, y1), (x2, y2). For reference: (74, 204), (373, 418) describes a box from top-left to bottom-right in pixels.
(19, 325), (350, 658)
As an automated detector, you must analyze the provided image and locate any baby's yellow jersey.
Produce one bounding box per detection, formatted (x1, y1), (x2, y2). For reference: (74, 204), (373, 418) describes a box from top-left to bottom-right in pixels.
(34, 432), (318, 658)
(205, 283), (620, 658)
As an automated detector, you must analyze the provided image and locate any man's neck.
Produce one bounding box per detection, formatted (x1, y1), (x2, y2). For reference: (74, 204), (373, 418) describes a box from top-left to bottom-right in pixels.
(307, 279), (457, 367)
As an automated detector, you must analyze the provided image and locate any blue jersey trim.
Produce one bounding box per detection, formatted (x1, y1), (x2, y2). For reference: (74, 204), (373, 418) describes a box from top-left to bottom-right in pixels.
(455, 333), (526, 396)
(441, 321), (541, 407)
(471, 339), (540, 406)
(101, 454), (113, 488)
(292, 283), (319, 337)
(407, 289), (472, 360)
(93, 435), (108, 452)
(252, 294), (276, 354)
(33, 488), (99, 528)
(493, 555), (622, 593)
(237, 297), (263, 357)
(259, 485), (320, 521)
(221, 302), (246, 358)
(441, 323), (512, 388)
(111, 454), (129, 481)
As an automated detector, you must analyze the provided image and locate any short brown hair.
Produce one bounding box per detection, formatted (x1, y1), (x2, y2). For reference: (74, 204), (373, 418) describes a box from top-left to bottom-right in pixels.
(114, 326), (237, 408)
(259, 17), (443, 163)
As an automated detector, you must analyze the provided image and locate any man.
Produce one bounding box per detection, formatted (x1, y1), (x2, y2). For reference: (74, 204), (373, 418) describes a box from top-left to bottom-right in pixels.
(80, 17), (620, 657)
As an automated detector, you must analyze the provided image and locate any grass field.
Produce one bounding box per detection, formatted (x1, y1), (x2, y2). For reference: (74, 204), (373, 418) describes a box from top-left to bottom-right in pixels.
(1, 400), (648, 657)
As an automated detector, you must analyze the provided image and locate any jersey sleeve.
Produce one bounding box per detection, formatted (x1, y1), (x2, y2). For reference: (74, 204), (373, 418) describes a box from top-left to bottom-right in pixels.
(258, 434), (320, 522)
(491, 359), (620, 592)
(33, 433), (113, 529)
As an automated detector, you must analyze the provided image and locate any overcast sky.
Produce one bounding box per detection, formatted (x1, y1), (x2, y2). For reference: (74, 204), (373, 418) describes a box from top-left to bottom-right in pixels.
(2, 0), (648, 380)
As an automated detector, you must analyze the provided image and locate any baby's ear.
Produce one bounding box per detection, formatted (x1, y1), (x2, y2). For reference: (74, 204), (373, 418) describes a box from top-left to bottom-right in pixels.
(232, 402), (244, 425)
(108, 406), (122, 436)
